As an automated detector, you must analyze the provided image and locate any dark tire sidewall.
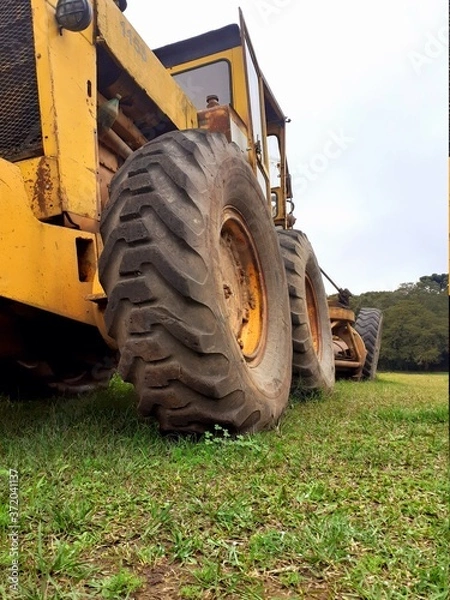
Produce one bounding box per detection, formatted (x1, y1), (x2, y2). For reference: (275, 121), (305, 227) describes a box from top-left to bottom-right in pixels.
(278, 229), (335, 392)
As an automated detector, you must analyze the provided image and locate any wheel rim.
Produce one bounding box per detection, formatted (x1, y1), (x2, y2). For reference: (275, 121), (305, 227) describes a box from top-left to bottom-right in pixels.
(305, 273), (322, 357)
(219, 207), (267, 363)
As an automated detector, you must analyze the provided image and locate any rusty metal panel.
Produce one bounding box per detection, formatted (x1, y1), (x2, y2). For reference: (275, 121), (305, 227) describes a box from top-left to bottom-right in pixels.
(198, 105), (233, 140)
(198, 103), (249, 156)
(328, 306), (356, 323)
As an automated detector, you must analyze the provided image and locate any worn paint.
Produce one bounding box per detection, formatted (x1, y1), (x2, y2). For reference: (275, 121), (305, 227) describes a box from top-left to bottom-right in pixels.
(33, 157), (53, 216)
(0, 158), (100, 326)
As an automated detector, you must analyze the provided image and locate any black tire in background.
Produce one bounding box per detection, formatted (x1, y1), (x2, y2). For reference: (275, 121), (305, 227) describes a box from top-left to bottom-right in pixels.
(99, 130), (292, 434)
(355, 307), (383, 380)
(0, 357), (114, 397)
(0, 310), (115, 398)
(277, 229), (335, 393)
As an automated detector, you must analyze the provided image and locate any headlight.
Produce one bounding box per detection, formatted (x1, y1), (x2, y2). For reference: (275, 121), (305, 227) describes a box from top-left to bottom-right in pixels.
(55, 0), (93, 32)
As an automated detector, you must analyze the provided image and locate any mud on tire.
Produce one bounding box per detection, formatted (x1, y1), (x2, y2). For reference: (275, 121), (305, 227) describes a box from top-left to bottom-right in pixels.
(99, 130), (292, 434)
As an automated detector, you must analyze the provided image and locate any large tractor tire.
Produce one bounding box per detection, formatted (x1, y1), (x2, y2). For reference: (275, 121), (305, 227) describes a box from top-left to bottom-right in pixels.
(355, 308), (383, 380)
(277, 230), (335, 393)
(99, 130), (292, 434)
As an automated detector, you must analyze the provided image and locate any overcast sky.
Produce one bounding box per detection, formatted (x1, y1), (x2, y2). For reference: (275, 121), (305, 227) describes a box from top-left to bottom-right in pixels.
(124, 0), (447, 295)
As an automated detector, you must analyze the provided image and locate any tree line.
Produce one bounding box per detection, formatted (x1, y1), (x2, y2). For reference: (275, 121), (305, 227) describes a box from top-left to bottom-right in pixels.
(348, 273), (448, 372)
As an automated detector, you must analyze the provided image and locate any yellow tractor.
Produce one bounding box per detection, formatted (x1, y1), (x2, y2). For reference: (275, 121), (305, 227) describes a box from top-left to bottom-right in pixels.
(0, 0), (382, 433)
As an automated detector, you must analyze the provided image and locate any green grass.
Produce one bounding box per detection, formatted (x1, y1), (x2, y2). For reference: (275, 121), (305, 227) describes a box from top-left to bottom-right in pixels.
(0, 372), (448, 599)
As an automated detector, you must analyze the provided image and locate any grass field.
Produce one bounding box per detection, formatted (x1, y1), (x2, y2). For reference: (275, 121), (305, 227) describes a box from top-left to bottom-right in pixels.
(0, 372), (448, 599)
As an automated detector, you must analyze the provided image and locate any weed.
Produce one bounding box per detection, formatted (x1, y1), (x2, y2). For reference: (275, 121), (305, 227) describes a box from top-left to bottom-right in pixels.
(88, 568), (143, 599)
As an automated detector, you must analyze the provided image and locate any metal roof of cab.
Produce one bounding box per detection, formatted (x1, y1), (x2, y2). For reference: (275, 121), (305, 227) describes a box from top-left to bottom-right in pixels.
(154, 24), (241, 68)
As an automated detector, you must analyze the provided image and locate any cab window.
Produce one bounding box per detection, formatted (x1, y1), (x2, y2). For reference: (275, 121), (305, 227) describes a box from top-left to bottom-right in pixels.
(173, 61), (231, 110)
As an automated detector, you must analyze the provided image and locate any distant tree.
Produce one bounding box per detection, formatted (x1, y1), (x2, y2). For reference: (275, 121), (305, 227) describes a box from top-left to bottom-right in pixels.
(380, 301), (447, 371)
(350, 290), (394, 313)
(345, 274), (449, 372)
(417, 273), (448, 293)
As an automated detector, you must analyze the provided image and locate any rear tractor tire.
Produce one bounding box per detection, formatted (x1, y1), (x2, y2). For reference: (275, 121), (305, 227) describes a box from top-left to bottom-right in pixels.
(354, 307), (383, 380)
(277, 229), (335, 394)
(99, 130), (292, 434)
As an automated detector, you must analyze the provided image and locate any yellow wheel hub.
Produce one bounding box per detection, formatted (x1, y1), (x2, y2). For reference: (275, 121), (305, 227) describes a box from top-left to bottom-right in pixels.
(219, 207), (267, 363)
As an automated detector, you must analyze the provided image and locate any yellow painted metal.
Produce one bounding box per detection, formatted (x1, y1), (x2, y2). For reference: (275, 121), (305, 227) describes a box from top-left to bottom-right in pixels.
(31, 0), (99, 220)
(0, 159), (99, 326)
(0, 0), (291, 348)
(15, 0), (198, 225)
(0, 0), (206, 339)
(96, 0), (198, 133)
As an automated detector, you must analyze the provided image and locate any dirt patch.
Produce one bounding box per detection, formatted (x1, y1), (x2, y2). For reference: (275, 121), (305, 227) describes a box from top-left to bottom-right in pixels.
(133, 562), (341, 599)
(262, 574), (336, 599)
(134, 560), (185, 600)
(255, 563), (343, 600)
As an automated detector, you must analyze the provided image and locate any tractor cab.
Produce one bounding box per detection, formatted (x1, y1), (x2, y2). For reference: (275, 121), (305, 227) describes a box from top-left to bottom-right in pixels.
(154, 13), (294, 228)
